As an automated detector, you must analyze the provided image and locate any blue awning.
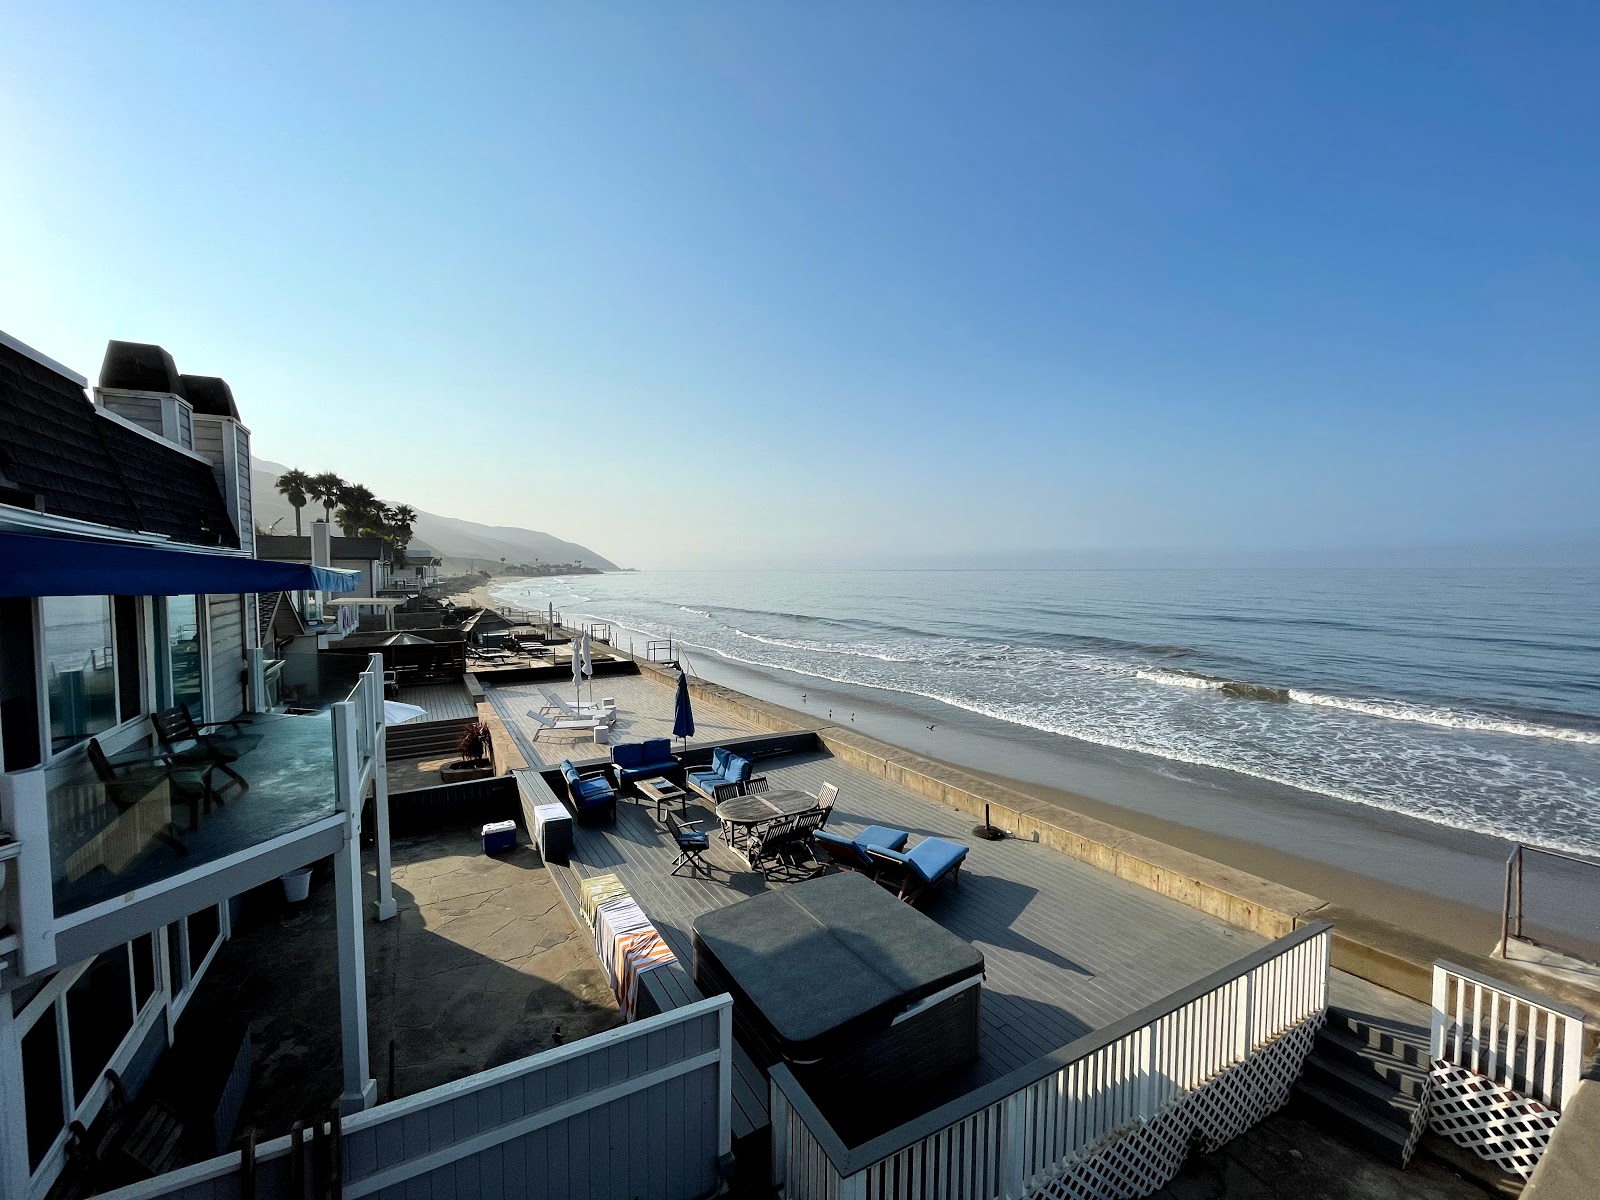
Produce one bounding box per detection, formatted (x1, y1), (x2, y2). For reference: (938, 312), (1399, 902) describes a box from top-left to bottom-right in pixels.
(0, 531), (361, 598)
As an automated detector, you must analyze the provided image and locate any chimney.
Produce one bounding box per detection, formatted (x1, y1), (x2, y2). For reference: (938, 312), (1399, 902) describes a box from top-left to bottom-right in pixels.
(95, 341), (194, 449)
(311, 520), (333, 569)
(181, 375), (254, 556)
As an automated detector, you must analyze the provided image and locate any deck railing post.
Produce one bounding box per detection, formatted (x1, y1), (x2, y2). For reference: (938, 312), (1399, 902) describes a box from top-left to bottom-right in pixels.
(1514, 847), (1525, 942)
(1002, 1090), (1028, 1198)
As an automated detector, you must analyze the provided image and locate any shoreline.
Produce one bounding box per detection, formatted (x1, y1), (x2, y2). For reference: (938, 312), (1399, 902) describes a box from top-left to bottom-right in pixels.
(471, 583), (1600, 960)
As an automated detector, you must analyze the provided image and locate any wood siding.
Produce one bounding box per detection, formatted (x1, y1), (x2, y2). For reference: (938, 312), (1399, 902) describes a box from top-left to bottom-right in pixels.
(205, 595), (246, 720)
(102, 392), (164, 436)
(232, 424), (253, 555)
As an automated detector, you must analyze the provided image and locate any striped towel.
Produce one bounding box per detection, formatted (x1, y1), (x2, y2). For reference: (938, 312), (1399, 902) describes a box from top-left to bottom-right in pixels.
(593, 897), (652, 989)
(617, 931), (677, 1021)
(579, 873), (627, 925)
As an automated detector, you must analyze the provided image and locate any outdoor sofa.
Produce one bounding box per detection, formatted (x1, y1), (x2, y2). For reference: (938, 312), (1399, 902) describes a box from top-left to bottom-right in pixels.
(610, 739), (680, 792)
(685, 746), (753, 802)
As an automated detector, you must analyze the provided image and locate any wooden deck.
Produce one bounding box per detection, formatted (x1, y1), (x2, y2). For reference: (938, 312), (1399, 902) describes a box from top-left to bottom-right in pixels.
(498, 673), (1271, 1138)
(483, 674), (763, 768)
(393, 681), (478, 721)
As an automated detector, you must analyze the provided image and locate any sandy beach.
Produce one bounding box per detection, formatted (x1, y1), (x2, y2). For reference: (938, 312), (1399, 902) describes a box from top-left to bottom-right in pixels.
(457, 582), (1600, 961)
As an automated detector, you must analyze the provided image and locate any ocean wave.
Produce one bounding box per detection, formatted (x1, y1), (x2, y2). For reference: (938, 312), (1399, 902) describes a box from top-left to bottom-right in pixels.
(1288, 690), (1600, 745)
(1136, 668), (1290, 702)
(687, 641), (1600, 857)
(731, 628), (922, 663)
(680, 606), (711, 617)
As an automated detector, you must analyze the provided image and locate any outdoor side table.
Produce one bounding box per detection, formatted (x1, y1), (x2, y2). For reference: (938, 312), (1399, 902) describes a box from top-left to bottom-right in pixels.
(636, 777), (687, 821)
(532, 802), (573, 863)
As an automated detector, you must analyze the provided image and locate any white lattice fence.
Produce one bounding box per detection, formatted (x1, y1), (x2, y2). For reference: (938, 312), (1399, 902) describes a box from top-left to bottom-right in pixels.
(1026, 1013), (1323, 1200)
(1425, 960), (1586, 1182)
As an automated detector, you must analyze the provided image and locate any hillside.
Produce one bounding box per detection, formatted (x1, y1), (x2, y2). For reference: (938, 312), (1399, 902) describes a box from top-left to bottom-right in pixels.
(250, 459), (619, 571)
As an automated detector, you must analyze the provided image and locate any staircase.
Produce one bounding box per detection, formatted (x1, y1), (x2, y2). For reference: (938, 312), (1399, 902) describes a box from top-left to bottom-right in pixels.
(1292, 1006), (1430, 1167)
(386, 716), (477, 761)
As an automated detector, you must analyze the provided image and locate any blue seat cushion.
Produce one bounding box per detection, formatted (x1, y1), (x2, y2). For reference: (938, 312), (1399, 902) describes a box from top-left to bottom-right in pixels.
(710, 747), (731, 776)
(688, 769), (722, 791)
(813, 829), (857, 857)
(574, 777), (612, 802)
(561, 760), (581, 785)
(612, 743), (645, 769)
(679, 831), (710, 849)
(641, 738), (672, 762)
(727, 754), (752, 783)
(853, 825), (909, 856)
(905, 838), (968, 885)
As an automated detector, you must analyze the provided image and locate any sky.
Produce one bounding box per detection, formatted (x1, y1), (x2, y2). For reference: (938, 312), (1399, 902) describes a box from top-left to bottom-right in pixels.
(1, 3), (1596, 570)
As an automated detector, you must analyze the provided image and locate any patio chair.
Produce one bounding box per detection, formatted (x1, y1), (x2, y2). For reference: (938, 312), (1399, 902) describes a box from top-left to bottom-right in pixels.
(745, 815), (800, 875)
(86, 739), (194, 852)
(865, 836), (970, 905)
(560, 759), (617, 823)
(150, 706), (260, 801)
(815, 782), (839, 825)
(666, 813), (710, 878)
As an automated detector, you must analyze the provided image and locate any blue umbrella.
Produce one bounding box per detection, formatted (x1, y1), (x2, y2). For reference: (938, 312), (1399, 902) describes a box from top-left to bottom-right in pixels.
(672, 670), (696, 750)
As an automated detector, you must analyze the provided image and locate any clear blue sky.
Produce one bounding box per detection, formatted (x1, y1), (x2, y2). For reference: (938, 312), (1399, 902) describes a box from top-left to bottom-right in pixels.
(2, 3), (1596, 569)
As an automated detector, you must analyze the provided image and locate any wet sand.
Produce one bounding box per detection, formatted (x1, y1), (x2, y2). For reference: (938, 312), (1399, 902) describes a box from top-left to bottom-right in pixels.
(650, 635), (1600, 959)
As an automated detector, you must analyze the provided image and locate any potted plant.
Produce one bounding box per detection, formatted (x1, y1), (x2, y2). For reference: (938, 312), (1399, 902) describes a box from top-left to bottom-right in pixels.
(440, 722), (494, 782)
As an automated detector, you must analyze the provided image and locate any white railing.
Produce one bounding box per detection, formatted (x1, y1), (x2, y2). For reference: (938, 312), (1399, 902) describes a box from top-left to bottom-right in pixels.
(1430, 961), (1586, 1112)
(771, 922), (1331, 1200)
(331, 652), (385, 813)
(96, 994), (734, 1200)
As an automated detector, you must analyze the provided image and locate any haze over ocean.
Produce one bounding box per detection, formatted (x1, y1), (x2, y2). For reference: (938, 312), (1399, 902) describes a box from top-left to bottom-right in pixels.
(497, 568), (1600, 857)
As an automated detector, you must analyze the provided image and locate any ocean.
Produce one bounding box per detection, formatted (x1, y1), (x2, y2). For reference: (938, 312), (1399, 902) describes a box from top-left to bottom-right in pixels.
(493, 568), (1600, 857)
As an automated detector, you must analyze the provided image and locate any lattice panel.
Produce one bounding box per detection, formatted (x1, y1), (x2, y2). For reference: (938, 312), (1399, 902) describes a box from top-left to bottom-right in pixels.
(1425, 1059), (1560, 1182)
(1027, 1013), (1323, 1200)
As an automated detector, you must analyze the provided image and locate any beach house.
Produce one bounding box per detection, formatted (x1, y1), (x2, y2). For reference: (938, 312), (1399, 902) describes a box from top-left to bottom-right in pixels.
(0, 331), (393, 1200)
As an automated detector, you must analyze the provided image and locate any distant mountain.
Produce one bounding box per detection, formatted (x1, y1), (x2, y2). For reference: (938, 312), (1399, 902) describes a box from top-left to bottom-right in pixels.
(250, 458), (619, 571)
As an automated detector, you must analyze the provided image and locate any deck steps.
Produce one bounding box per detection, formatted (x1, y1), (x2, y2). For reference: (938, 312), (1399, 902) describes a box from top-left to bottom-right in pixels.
(1291, 1006), (1427, 1168)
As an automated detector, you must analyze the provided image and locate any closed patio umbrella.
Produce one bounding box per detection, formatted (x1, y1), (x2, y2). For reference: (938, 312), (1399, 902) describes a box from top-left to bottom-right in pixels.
(673, 670), (695, 752)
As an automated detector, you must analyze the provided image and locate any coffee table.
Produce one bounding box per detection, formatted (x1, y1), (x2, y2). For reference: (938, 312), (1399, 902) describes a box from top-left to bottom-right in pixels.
(636, 777), (687, 821)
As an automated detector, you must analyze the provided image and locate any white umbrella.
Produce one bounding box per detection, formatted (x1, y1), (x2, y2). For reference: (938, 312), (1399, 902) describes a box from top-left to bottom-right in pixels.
(383, 700), (427, 726)
(572, 631), (585, 708)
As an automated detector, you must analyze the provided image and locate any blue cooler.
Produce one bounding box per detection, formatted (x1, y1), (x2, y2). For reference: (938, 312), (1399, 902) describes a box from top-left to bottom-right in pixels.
(481, 820), (518, 855)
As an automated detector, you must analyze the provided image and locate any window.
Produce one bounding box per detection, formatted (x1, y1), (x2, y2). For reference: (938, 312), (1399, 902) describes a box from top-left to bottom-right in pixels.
(132, 933), (157, 1009)
(22, 1013), (64, 1171)
(164, 595), (204, 711)
(0, 595), (40, 770)
(188, 904), (221, 971)
(114, 595), (142, 722)
(42, 595), (118, 753)
(66, 949), (134, 1104)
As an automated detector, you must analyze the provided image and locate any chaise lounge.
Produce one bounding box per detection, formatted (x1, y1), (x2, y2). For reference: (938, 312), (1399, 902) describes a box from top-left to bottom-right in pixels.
(865, 836), (969, 905)
(560, 760), (618, 823)
(685, 747), (753, 803)
(610, 739), (680, 793)
(812, 824), (909, 875)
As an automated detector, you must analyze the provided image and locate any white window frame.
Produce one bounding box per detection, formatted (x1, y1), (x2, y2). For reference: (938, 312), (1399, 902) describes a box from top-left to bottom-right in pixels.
(34, 596), (147, 768)
(14, 935), (168, 1197)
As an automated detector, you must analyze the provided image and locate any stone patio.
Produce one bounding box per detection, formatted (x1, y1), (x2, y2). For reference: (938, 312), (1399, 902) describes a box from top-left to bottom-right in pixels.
(183, 826), (621, 1139)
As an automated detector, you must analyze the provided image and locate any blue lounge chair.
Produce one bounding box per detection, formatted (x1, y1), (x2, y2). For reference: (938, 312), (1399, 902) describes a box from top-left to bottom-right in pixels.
(686, 747), (753, 802)
(560, 760), (617, 824)
(610, 738), (679, 792)
(812, 824), (909, 874)
(866, 836), (969, 905)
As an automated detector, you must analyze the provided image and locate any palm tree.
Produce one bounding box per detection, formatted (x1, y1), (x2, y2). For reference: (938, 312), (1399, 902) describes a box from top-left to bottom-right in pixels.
(335, 484), (380, 537)
(274, 469), (312, 535)
(308, 472), (345, 523)
(390, 505), (417, 546)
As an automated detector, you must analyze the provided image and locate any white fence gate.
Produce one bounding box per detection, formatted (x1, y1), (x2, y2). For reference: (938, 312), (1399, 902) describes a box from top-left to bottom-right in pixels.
(1425, 960), (1586, 1181)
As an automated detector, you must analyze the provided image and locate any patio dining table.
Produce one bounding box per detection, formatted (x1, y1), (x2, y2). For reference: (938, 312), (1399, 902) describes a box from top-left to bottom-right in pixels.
(715, 789), (818, 857)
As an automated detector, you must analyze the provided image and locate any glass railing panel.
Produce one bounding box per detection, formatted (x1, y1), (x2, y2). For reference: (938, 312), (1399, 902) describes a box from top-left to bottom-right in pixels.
(271, 652), (367, 715)
(46, 712), (339, 916)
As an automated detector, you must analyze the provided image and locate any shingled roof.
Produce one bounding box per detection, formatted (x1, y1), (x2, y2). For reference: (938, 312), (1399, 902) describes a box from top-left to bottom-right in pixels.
(99, 340), (187, 397)
(0, 338), (239, 547)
